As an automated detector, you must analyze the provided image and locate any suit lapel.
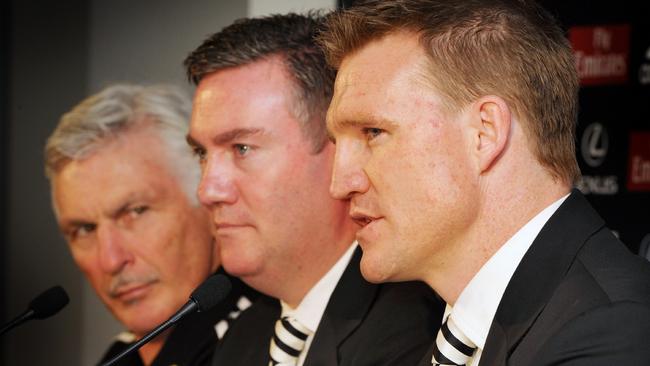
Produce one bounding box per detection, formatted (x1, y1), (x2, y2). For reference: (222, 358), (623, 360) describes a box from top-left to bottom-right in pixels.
(212, 295), (279, 366)
(303, 247), (379, 366)
(480, 190), (605, 365)
(479, 322), (507, 366)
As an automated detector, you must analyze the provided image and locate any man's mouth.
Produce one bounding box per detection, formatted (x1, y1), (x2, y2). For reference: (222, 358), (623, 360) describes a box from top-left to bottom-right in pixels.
(110, 279), (158, 303)
(213, 222), (253, 232)
(350, 211), (380, 228)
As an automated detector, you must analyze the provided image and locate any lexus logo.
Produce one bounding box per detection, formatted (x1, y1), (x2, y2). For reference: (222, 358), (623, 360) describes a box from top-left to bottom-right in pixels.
(581, 122), (609, 167)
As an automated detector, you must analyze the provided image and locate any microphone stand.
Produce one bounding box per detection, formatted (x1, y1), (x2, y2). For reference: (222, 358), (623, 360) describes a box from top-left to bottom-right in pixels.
(100, 273), (230, 366)
(0, 309), (34, 336)
(100, 301), (197, 366)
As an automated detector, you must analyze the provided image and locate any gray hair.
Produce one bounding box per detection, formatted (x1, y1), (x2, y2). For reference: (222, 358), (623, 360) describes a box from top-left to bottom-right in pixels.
(44, 84), (200, 204)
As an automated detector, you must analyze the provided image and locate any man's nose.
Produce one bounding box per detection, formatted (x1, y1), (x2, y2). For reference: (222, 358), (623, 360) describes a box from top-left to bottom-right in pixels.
(330, 140), (371, 200)
(197, 155), (238, 208)
(96, 223), (132, 275)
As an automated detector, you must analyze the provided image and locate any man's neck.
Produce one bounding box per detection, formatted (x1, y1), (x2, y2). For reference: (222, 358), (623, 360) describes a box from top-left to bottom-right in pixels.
(427, 178), (571, 305)
(284, 236), (355, 308)
(243, 215), (358, 308)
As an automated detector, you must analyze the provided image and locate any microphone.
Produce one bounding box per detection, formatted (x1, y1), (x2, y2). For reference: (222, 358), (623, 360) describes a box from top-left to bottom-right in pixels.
(101, 273), (231, 366)
(0, 285), (69, 336)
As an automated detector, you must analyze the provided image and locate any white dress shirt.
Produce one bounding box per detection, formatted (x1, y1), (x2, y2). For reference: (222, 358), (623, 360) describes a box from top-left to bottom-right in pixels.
(447, 194), (569, 366)
(280, 242), (358, 366)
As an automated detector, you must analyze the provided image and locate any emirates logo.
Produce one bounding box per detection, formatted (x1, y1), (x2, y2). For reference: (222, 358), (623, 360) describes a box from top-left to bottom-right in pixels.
(570, 25), (630, 86)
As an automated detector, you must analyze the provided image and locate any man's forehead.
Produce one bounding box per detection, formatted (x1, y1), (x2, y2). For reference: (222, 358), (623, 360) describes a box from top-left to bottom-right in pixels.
(335, 36), (427, 99)
(339, 31), (423, 73)
(330, 39), (429, 115)
(191, 62), (297, 134)
(53, 151), (175, 215)
(195, 55), (292, 95)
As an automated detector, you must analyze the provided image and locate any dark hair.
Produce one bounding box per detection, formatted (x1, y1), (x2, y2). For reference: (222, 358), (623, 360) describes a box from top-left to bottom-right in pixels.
(184, 12), (334, 152)
(318, 0), (580, 184)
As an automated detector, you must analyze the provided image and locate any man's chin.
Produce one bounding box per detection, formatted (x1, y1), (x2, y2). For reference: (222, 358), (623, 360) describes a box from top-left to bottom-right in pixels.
(122, 314), (172, 337)
(220, 253), (263, 278)
(359, 251), (401, 284)
(223, 266), (262, 285)
(112, 301), (173, 333)
(360, 261), (389, 284)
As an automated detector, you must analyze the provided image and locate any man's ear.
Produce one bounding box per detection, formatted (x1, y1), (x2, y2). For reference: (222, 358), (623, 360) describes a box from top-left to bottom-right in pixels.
(473, 96), (511, 173)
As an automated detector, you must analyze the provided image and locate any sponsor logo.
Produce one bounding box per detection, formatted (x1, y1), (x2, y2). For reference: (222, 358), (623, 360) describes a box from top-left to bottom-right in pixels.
(627, 132), (650, 191)
(581, 122), (609, 168)
(640, 233), (650, 260)
(578, 123), (618, 195)
(576, 175), (619, 195)
(639, 47), (650, 85)
(570, 25), (630, 85)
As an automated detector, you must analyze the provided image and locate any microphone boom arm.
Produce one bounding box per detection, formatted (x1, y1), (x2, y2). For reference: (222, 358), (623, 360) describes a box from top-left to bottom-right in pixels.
(0, 309), (34, 336)
(99, 273), (230, 366)
(100, 301), (198, 366)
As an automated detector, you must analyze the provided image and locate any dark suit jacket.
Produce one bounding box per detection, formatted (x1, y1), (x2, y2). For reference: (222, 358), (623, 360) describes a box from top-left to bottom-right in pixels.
(100, 271), (258, 366)
(212, 247), (444, 366)
(420, 190), (650, 366)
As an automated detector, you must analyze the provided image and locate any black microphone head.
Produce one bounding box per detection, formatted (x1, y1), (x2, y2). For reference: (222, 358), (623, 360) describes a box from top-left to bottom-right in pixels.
(190, 274), (231, 312)
(29, 285), (70, 319)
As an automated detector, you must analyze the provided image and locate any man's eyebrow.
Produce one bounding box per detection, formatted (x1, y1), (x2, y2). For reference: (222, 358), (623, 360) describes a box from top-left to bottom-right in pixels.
(186, 134), (202, 149)
(189, 128), (266, 147)
(329, 115), (399, 132)
(59, 219), (90, 232)
(58, 201), (133, 236)
(212, 128), (265, 144)
(326, 128), (336, 143)
(108, 200), (136, 219)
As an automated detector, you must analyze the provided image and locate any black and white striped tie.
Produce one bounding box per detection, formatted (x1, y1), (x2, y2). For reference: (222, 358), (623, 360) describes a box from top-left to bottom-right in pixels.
(432, 315), (477, 366)
(268, 316), (311, 366)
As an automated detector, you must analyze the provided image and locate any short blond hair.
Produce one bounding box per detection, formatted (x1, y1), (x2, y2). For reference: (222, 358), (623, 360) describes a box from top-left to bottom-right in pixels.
(318, 0), (580, 184)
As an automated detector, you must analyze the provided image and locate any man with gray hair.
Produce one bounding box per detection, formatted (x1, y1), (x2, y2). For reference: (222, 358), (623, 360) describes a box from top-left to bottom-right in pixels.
(45, 84), (256, 366)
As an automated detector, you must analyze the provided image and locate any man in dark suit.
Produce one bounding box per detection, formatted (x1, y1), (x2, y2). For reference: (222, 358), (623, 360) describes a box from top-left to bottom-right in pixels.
(45, 84), (257, 365)
(320, 0), (650, 365)
(184, 13), (443, 366)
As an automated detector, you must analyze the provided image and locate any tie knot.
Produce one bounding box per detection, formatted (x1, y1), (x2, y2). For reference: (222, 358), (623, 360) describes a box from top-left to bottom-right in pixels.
(432, 316), (477, 366)
(281, 316), (310, 340)
(269, 316), (312, 366)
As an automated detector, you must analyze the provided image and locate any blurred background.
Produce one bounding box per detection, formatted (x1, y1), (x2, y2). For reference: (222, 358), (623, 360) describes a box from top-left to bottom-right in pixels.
(1, 0), (648, 365)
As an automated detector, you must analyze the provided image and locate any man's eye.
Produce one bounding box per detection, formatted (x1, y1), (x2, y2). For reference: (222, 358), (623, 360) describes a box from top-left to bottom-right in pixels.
(234, 144), (251, 156)
(192, 147), (206, 162)
(363, 127), (384, 140)
(70, 223), (96, 240)
(129, 206), (148, 218)
(326, 132), (337, 145)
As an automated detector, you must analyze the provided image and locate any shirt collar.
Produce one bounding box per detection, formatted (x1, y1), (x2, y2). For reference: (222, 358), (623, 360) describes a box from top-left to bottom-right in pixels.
(280, 242), (358, 332)
(450, 194), (568, 349)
